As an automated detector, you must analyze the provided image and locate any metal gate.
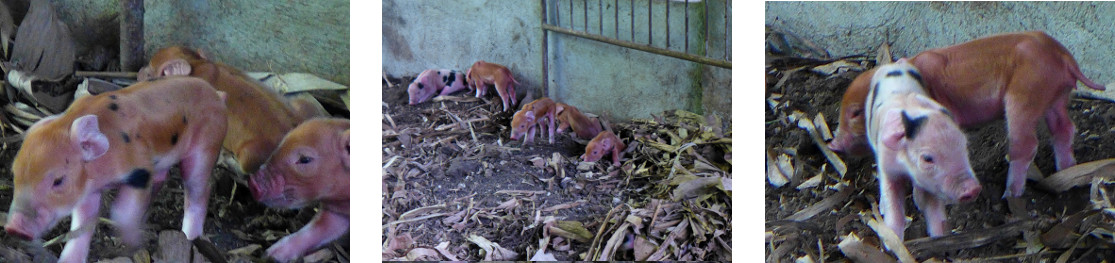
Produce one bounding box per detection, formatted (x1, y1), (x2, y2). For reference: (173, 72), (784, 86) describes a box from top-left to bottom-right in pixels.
(540, 0), (731, 94)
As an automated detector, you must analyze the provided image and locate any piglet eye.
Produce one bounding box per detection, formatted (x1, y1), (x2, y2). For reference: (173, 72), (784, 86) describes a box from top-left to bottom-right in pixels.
(53, 177), (64, 187)
(922, 154), (934, 164)
(297, 156), (314, 164)
(851, 109), (863, 118)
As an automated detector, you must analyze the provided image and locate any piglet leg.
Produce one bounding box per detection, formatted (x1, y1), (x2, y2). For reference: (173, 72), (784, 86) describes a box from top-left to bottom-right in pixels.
(111, 184), (158, 247)
(1044, 93), (1077, 170)
(494, 82), (511, 112)
(267, 211), (350, 262)
(1003, 95), (1042, 198)
(59, 192), (102, 262)
(879, 172), (909, 241)
(912, 187), (950, 237)
(547, 115), (556, 143)
(181, 151), (217, 240)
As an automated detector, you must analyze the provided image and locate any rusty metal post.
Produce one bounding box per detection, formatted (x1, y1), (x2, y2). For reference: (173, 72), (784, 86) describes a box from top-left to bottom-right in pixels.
(120, 0), (144, 71)
(542, 0), (550, 96)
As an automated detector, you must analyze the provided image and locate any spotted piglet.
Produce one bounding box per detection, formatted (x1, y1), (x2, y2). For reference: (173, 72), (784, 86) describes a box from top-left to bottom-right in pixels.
(865, 59), (981, 240)
(4, 77), (228, 262)
(407, 69), (469, 105)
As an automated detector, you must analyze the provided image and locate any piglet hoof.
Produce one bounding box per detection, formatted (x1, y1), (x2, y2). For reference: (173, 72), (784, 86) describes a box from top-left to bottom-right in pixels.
(266, 237), (304, 263)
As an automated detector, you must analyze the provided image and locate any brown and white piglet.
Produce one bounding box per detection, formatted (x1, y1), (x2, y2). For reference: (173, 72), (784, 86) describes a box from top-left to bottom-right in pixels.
(865, 60), (981, 240)
(582, 130), (626, 166)
(466, 60), (519, 111)
(140, 46), (326, 175)
(4, 77), (228, 262)
(407, 69), (469, 105)
(248, 118), (349, 262)
(555, 103), (604, 140)
(829, 31), (1105, 198)
(510, 97), (559, 144)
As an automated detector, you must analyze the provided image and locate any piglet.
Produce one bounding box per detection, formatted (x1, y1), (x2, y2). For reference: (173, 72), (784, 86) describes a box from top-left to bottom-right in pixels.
(249, 118), (350, 262)
(407, 69), (469, 105)
(140, 46), (325, 175)
(510, 97), (559, 144)
(555, 103), (604, 140)
(4, 76), (228, 262)
(582, 130), (626, 166)
(466, 60), (519, 111)
(829, 31), (1105, 198)
(865, 60), (981, 240)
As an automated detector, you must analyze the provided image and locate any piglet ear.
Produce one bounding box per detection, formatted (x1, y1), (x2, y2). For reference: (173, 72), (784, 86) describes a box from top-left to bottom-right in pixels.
(70, 115), (110, 161)
(525, 110), (535, 121)
(880, 110), (907, 150)
(339, 129), (350, 170)
(158, 59), (192, 77)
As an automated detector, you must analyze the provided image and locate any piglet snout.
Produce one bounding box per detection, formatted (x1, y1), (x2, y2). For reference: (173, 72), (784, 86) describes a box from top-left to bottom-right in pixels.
(958, 183), (981, 203)
(4, 215), (33, 240)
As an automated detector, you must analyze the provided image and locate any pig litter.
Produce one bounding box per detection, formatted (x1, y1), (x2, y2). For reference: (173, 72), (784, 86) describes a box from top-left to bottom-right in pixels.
(765, 33), (1115, 262)
(381, 74), (732, 261)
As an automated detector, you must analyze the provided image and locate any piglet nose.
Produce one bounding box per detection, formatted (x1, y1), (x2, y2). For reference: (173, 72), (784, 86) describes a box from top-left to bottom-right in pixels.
(958, 184), (981, 203)
(5, 226), (32, 240)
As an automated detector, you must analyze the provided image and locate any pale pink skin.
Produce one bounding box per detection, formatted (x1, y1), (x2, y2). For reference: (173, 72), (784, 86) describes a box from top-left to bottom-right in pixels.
(407, 69), (469, 105)
(4, 77), (227, 262)
(866, 61), (981, 240)
(248, 118), (350, 262)
(829, 31), (1105, 198)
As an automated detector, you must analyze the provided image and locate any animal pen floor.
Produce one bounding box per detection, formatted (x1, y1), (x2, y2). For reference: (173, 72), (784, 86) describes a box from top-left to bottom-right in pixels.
(765, 54), (1115, 262)
(380, 75), (732, 261)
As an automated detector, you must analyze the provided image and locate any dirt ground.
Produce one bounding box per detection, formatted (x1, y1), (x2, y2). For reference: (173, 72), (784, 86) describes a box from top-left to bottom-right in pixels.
(381, 74), (732, 261)
(765, 55), (1115, 261)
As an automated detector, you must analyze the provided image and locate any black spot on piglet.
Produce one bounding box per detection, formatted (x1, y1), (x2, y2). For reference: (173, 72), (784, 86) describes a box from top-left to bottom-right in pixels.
(417, 83), (424, 90)
(171, 133), (179, 145)
(109, 95), (118, 100)
(886, 70), (903, 77)
(108, 103), (119, 111)
(124, 169), (151, 188)
(121, 132), (130, 143)
(901, 111), (928, 140)
(182, 116), (188, 124)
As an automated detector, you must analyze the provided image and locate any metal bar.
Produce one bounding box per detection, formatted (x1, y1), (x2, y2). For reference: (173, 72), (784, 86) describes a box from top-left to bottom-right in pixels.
(583, 0), (587, 31)
(542, 24), (731, 69)
(684, 0), (688, 53)
(647, 1), (651, 45)
(598, 0), (603, 35)
(724, 0), (729, 60)
(704, 0), (709, 56)
(120, 0), (145, 71)
(630, 0), (634, 41)
(570, 0), (573, 28)
(665, 0), (670, 49)
(614, 0), (618, 38)
(541, 0), (549, 95)
(555, 0), (560, 27)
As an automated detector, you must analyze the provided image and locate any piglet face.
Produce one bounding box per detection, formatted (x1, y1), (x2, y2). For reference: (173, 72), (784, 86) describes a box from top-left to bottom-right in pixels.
(249, 119), (350, 209)
(582, 132), (615, 162)
(509, 111), (535, 140)
(407, 81), (434, 105)
(896, 111), (981, 204)
(5, 117), (95, 240)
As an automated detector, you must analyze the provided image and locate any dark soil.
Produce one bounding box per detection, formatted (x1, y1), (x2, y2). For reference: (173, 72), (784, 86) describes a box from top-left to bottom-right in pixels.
(765, 56), (1115, 261)
(380, 75), (624, 261)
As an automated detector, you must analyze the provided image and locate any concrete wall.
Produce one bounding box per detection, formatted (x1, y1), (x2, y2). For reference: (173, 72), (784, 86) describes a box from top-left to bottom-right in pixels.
(383, 0), (732, 121)
(766, 2), (1115, 86)
(14, 0), (349, 85)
